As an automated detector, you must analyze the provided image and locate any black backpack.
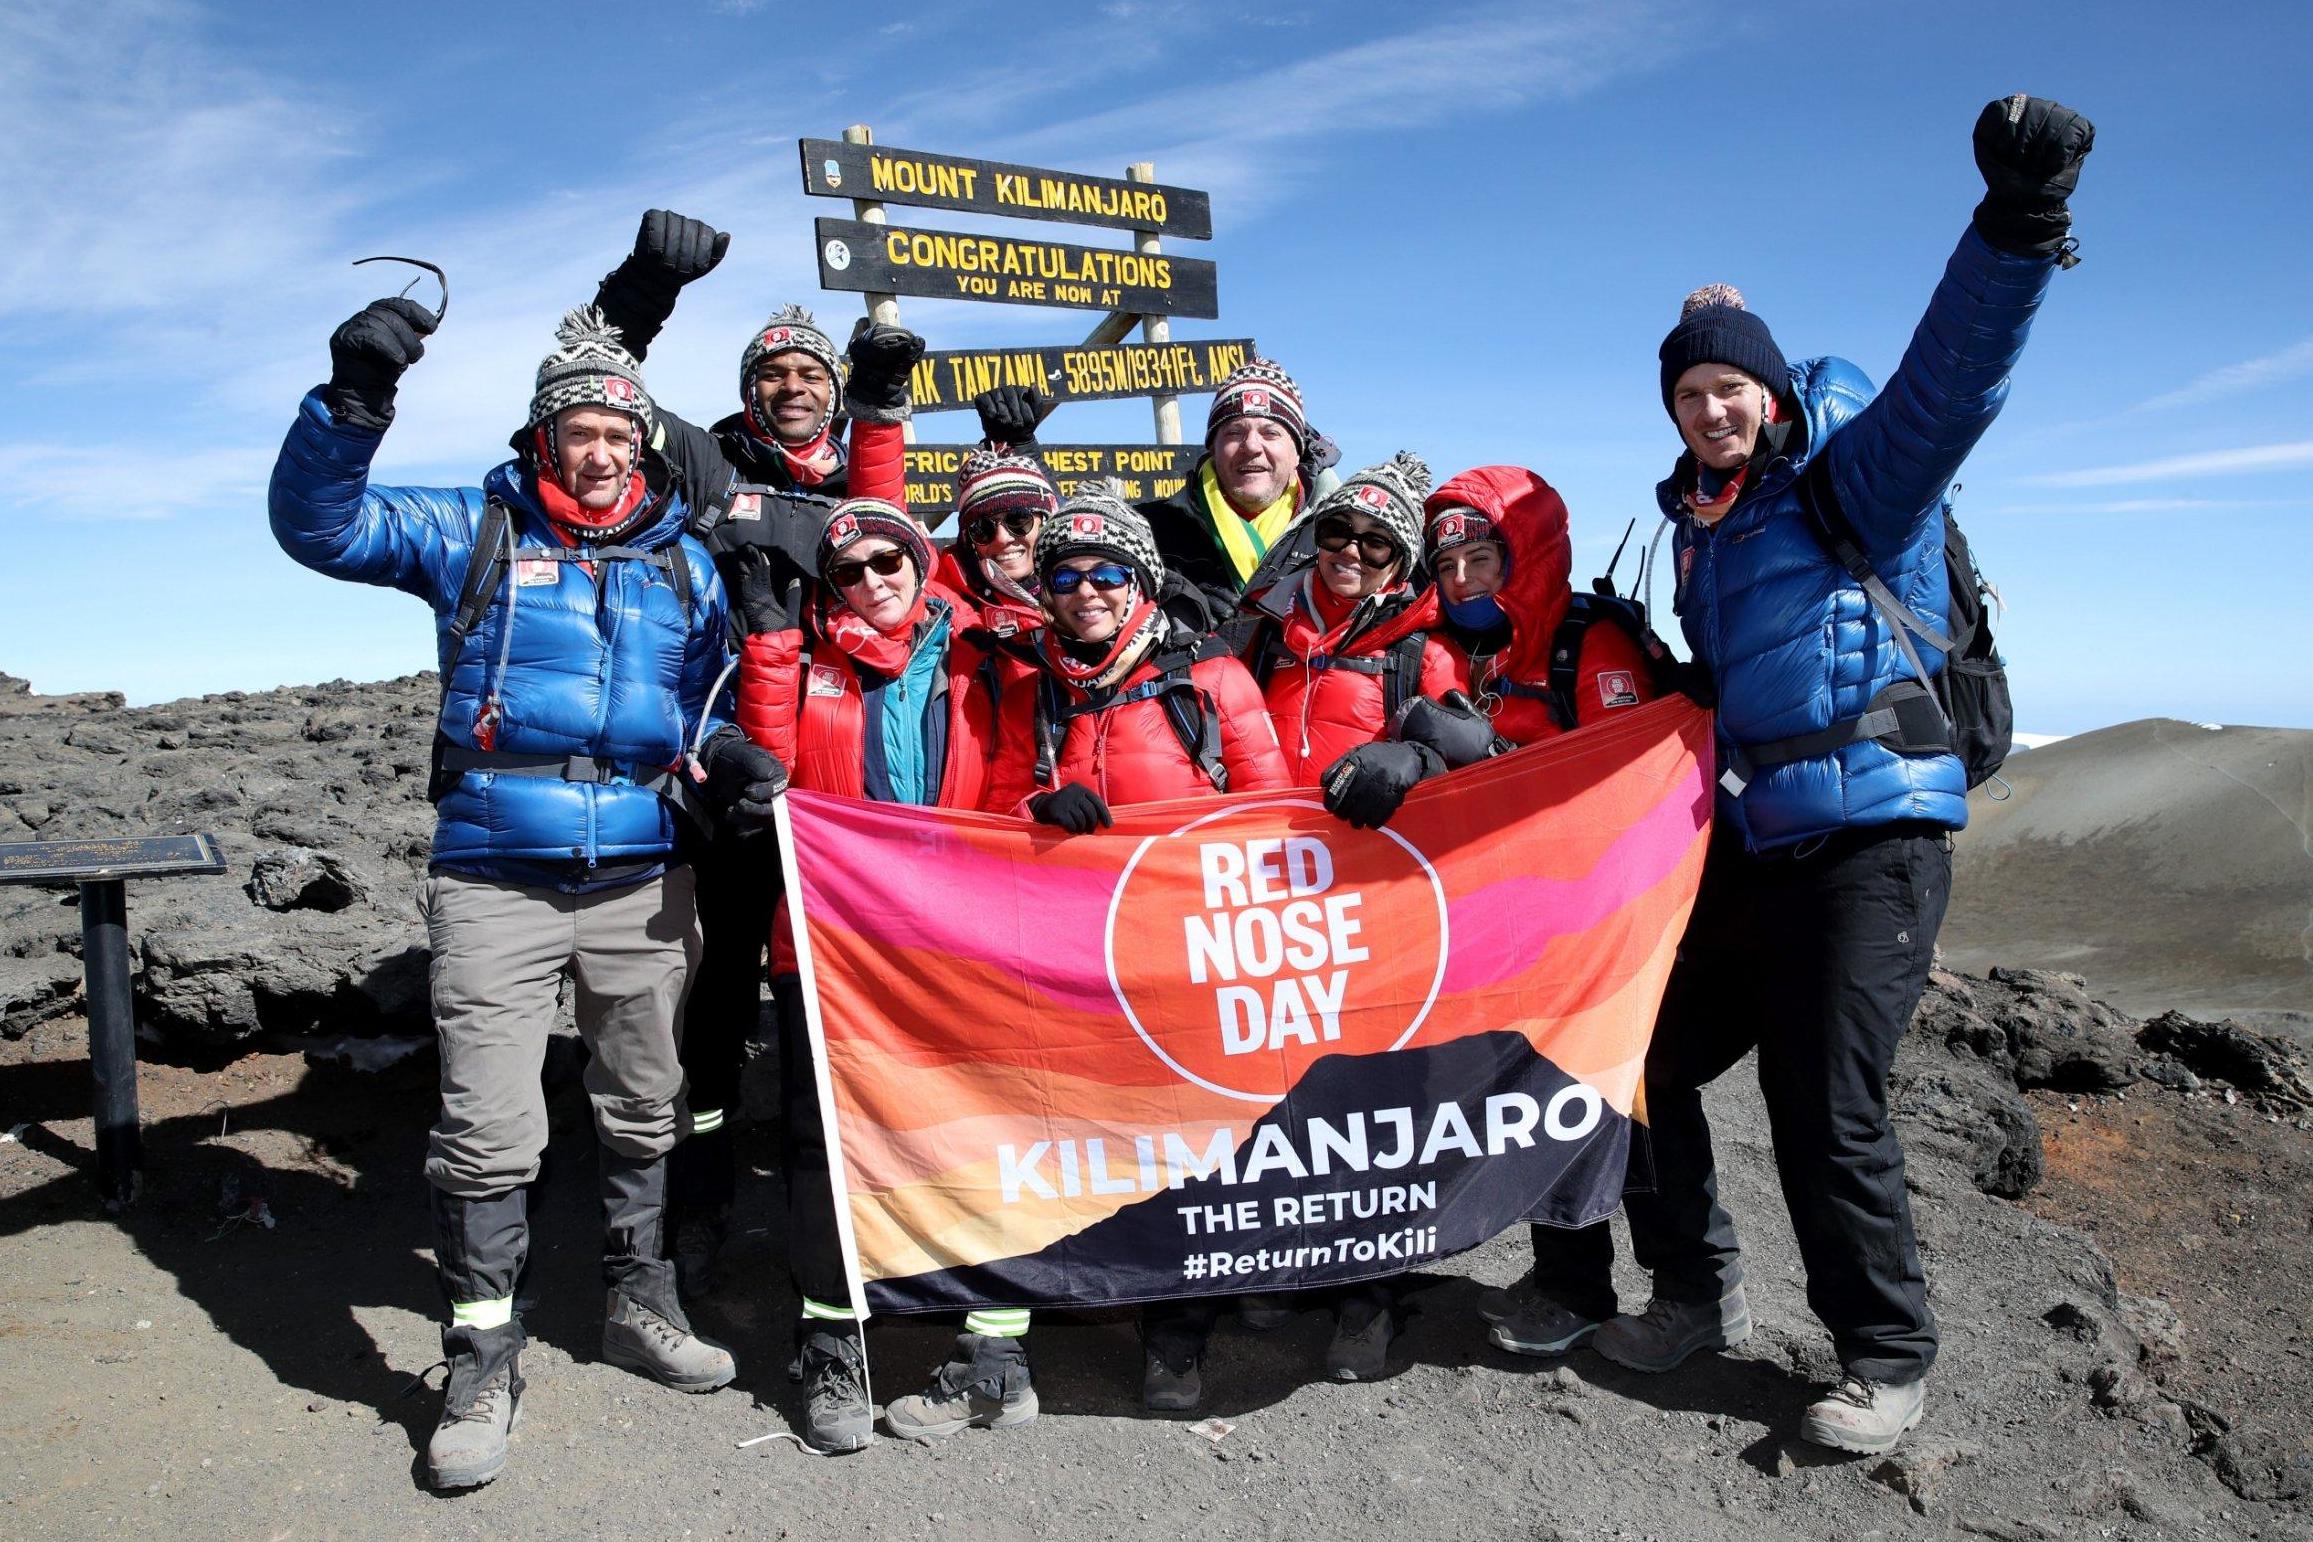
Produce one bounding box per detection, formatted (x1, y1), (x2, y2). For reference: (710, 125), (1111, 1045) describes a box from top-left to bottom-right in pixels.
(1727, 458), (2011, 792)
(1032, 633), (1235, 793)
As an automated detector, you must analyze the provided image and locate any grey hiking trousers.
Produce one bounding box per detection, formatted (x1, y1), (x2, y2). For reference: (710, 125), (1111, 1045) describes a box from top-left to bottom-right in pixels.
(421, 867), (701, 1197)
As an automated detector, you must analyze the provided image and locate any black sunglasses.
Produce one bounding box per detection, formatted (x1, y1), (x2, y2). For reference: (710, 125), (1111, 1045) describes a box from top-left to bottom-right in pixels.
(826, 548), (910, 588)
(1314, 516), (1403, 569)
(966, 509), (1041, 546)
(1048, 562), (1135, 595)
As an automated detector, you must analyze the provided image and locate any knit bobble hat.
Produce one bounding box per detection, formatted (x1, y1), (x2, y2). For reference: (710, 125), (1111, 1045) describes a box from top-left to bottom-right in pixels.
(1034, 478), (1164, 592)
(1658, 283), (1790, 415)
(957, 448), (1060, 527)
(1425, 503), (1503, 571)
(1314, 451), (1433, 569)
(524, 306), (653, 437)
(1205, 357), (1308, 454)
(740, 304), (843, 435)
(816, 497), (932, 584)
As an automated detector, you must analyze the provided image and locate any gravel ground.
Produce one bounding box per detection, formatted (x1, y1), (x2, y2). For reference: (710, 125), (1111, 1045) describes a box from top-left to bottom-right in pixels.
(4, 1015), (2305, 1542)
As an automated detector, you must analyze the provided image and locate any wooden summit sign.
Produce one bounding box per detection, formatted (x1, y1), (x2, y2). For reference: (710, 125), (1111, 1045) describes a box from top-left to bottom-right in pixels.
(909, 338), (1256, 413)
(815, 218), (1220, 320)
(904, 444), (1203, 516)
(801, 138), (1213, 240)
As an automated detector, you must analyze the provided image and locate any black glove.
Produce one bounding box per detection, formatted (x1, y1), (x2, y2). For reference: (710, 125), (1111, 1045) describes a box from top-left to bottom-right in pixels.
(594, 208), (730, 359)
(322, 297), (436, 431)
(1322, 740), (1444, 831)
(974, 385), (1047, 449)
(1971, 94), (2095, 259)
(1394, 691), (1506, 770)
(703, 730), (788, 831)
(1668, 659), (1717, 710)
(1029, 782), (1113, 835)
(732, 547), (796, 636)
(844, 318), (925, 425)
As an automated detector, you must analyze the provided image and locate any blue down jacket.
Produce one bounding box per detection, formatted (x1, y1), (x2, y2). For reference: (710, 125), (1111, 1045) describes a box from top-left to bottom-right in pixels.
(1662, 226), (2057, 852)
(269, 391), (731, 884)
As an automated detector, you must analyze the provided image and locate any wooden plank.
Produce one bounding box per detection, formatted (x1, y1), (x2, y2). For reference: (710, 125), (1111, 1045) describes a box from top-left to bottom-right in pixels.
(907, 339), (1256, 413)
(799, 138), (1212, 240)
(0, 833), (226, 885)
(903, 444), (1203, 522)
(815, 219), (1219, 320)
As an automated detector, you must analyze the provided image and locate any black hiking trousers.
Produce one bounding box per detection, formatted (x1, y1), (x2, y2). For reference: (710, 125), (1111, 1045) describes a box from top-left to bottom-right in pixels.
(673, 826), (781, 1214)
(1622, 819), (1951, 1384)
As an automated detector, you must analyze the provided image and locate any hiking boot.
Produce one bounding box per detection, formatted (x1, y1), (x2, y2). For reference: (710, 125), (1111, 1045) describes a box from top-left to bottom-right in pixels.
(672, 1210), (728, 1302)
(1489, 1298), (1602, 1358)
(601, 1290), (737, 1392)
(1476, 1268), (1540, 1327)
(799, 1325), (873, 1455)
(1236, 1292), (1295, 1331)
(883, 1333), (1036, 1441)
(1325, 1293), (1395, 1382)
(1801, 1374), (1925, 1455)
(425, 1361), (521, 1491)
(1590, 1288), (1751, 1373)
(1142, 1343), (1204, 1413)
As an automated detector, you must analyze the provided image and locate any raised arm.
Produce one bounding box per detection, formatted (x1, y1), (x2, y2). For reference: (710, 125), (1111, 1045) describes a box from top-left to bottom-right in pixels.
(1824, 96), (2094, 560)
(590, 209), (730, 362)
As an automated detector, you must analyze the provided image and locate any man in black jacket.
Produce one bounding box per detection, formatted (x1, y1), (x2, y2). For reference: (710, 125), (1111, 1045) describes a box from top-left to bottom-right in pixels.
(582, 211), (924, 1457)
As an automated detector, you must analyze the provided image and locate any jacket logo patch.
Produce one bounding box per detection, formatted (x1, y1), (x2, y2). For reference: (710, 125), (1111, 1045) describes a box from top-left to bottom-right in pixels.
(728, 493), (762, 523)
(1597, 670), (1640, 709)
(1070, 513), (1107, 537)
(828, 511), (860, 546)
(514, 558), (559, 588)
(807, 663), (848, 698)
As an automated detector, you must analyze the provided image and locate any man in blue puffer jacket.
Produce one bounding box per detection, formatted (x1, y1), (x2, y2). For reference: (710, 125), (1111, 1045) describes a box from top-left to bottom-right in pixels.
(270, 299), (789, 1490)
(1578, 96), (2096, 1455)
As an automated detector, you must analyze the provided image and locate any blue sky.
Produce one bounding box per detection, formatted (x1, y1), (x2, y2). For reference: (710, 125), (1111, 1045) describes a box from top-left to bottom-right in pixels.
(4, 0), (2309, 733)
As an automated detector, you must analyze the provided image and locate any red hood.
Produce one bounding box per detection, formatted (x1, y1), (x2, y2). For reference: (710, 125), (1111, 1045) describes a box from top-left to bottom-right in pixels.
(1425, 464), (1573, 682)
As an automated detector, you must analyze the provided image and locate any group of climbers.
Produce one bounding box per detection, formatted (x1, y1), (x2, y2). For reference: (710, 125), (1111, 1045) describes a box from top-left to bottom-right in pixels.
(265, 92), (2091, 1489)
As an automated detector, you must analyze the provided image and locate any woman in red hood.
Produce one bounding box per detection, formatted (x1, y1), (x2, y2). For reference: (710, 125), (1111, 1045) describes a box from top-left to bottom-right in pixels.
(1414, 464), (1659, 1364)
(1238, 453), (1465, 821)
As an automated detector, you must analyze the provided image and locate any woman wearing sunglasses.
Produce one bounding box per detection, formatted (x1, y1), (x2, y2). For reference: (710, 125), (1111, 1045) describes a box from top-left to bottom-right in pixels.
(1237, 453), (1466, 834)
(729, 496), (1012, 1454)
(933, 448), (1055, 679)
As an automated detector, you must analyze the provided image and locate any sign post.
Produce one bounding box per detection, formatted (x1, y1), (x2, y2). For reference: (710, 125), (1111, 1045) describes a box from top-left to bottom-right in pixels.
(839, 124), (913, 445)
(0, 833), (229, 1208)
(1129, 163), (1183, 446)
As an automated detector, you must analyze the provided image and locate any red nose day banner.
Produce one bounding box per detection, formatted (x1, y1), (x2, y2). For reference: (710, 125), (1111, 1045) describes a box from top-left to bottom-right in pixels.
(776, 698), (1713, 1315)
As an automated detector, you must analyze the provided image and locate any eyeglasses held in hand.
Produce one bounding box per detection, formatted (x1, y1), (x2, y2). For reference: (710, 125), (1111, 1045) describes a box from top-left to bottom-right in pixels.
(1314, 517), (1403, 568)
(827, 548), (910, 588)
(1048, 562), (1135, 595)
(966, 510), (1042, 546)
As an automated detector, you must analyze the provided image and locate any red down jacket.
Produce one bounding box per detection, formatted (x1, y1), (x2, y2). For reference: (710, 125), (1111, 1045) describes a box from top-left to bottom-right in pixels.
(735, 579), (1003, 811)
(1241, 571), (1465, 784)
(986, 633), (1292, 812)
(1426, 465), (1656, 746)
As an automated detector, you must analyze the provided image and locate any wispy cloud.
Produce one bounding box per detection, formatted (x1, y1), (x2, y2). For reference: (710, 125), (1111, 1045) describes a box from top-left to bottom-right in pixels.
(2025, 441), (2313, 487)
(2128, 336), (2313, 414)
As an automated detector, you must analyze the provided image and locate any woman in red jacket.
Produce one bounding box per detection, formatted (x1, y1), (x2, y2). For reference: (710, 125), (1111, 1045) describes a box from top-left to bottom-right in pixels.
(730, 496), (1008, 1455)
(932, 448), (1053, 686)
(1408, 466), (1662, 1364)
(1236, 452), (1463, 798)
(989, 480), (1291, 820)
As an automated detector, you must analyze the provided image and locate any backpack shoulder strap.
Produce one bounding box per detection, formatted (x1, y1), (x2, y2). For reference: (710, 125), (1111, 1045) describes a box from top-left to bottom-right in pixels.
(449, 500), (515, 647)
(1544, 600), (1597, 732)
(1796, 455), (1956, 675)
(1380, 630), (1427, 723)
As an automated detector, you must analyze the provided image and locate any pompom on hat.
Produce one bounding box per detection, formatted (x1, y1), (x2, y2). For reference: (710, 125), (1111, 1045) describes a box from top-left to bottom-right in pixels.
(1657, 283), (1791, 416)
